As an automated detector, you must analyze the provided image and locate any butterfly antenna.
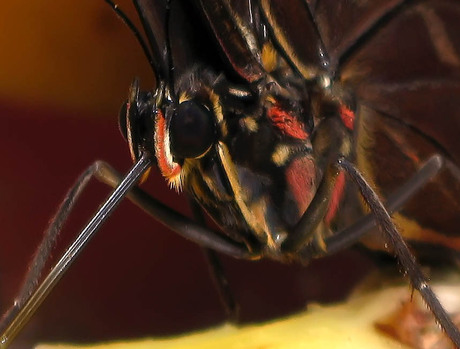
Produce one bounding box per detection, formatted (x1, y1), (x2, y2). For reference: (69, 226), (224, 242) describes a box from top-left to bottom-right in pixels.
(104, 0), (157, 76)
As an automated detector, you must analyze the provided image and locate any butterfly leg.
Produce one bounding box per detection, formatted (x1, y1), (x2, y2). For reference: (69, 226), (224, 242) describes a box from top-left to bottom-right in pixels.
(334, 156), (460, 347)
(0, 157), (252, 346)
(301, 155), (460, 347)
(188, 199), (239, 321)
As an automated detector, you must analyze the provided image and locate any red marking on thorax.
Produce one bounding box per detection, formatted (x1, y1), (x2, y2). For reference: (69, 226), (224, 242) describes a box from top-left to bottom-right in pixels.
(286, 157), (316, 219)
(267, 105), (309, 140)
(339, 105), (355, 130)
(325, 171), (346, 225)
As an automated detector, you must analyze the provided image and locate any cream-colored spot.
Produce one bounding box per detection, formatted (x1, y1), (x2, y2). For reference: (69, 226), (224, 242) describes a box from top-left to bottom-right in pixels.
(209, 90), (225, 131)
(272, 144), (292, 166)
(241, 117), (258, 132)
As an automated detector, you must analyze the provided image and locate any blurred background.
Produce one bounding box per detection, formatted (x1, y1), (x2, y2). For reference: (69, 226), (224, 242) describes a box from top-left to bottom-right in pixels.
(0, 1), (373, 348)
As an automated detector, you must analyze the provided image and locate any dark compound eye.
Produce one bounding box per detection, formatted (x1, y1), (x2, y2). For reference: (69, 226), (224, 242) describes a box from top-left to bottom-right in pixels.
(169, 100), (217, 159)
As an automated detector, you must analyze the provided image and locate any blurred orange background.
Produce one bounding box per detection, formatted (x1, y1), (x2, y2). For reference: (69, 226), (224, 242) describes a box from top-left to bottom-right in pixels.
(0, 1), (373, 348)
(0, 1), (154, 115)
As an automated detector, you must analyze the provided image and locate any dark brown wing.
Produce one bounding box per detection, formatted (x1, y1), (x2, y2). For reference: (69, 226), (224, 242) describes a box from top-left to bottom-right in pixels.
(259, 0), (328, 79)
(340, 0), (460, 162)
(310, 0), (407, 72)
(196, 0), (265, 82)
(336, 0), (460, 251)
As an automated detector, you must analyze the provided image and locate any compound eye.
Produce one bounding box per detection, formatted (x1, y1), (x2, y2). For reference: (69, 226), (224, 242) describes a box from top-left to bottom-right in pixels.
(170, 100), (216, 159)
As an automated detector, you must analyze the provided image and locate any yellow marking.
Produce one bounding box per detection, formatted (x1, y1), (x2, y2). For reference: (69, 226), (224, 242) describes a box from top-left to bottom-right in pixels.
(265, 95), (276, 105)
(250, 195), (287, 250)
(271, 144), (291, 166)
(313, 223), (328, 253)
(241, 116), (258, 132)
(361, 212), (460, 253)
(217, 142), (270, 244)
(260, 0), (319, 80)
(209, 90), (227, 137)
(168, 160), (192, 192)
(262, 43), (277, 72)
(186, 157), (233, 206)
(179, 92), (191, 104)
(139, 167), (152, 185)
(209, 91), (223, 123)
(395, 214), (460, 251)
(185, 168), (222, 208)
(168, 174), (183, 192)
